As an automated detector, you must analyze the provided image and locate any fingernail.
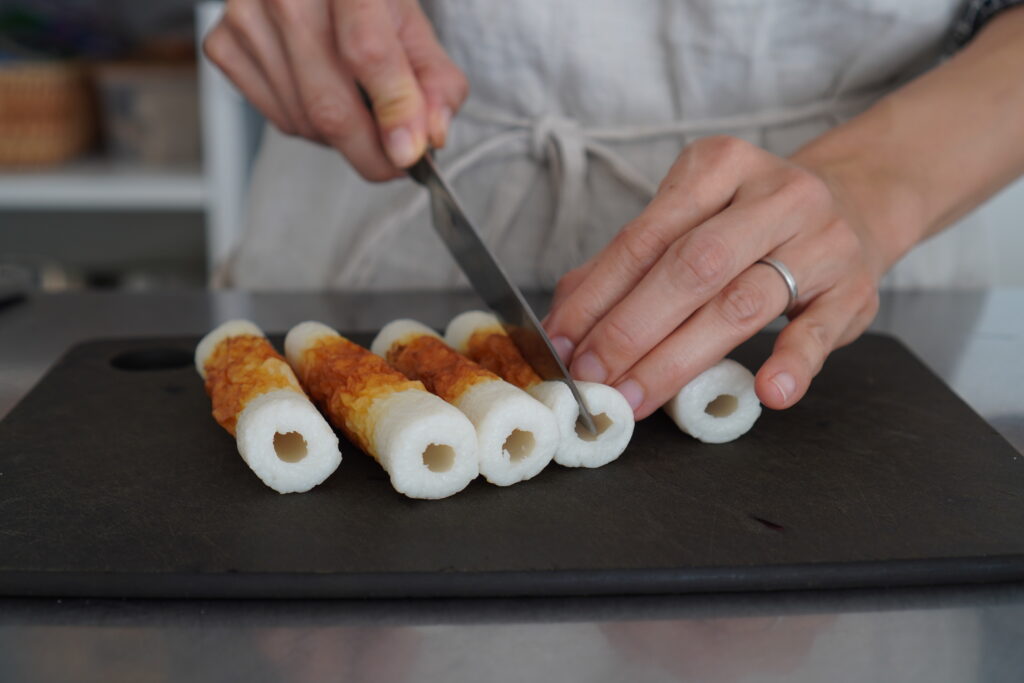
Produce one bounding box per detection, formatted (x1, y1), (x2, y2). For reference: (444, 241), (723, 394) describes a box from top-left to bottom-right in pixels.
(770, 372), (796, 404)
(572, 352), (607, 383)
(386, 127), (419, 167)
(615, 379), (645, 412)
(550, 336), (575, 364)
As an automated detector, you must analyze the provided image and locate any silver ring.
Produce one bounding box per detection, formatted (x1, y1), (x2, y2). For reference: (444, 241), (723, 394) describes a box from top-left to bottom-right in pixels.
(757, 257), (798, 314)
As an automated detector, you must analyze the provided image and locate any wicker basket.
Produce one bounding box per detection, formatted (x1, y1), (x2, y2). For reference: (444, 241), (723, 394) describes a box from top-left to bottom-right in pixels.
(0, 61), (96, 166)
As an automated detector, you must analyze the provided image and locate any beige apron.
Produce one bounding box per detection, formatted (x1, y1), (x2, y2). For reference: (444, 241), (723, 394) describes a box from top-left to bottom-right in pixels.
(230, 0), (985, 291)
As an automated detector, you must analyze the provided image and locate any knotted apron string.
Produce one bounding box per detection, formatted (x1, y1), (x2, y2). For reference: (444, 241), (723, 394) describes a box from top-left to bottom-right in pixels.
(333, 92), (874, 288)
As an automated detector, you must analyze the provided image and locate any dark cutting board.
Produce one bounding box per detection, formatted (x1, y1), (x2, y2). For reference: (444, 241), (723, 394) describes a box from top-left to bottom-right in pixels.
(0, 332), (1022, 599)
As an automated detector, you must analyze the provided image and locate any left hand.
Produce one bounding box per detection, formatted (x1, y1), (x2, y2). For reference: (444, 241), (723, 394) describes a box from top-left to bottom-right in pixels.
(543, 135), (887, 420)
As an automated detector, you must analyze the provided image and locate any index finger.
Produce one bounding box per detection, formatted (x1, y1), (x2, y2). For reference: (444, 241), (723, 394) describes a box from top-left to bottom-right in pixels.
(334, 0), (428, 167)
(543, 136), (751, 350)
(267, 0), (399, 180)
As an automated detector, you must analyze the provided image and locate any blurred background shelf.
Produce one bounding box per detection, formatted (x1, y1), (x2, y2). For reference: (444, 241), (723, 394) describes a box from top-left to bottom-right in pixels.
(0, 1), (256, 289)
(0, 0), (1021, 293)
(0, 157), (205, 211)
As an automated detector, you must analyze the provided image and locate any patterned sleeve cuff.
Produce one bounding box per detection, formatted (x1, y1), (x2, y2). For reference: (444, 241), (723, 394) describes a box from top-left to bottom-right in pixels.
(949, 0), (1024, 50)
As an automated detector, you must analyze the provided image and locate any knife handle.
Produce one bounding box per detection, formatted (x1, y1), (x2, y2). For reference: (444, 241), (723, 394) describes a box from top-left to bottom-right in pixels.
(407, 156), (433, 186)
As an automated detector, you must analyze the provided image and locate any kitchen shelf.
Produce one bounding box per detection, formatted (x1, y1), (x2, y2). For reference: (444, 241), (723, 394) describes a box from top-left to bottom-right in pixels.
(0, 157), (205, 211)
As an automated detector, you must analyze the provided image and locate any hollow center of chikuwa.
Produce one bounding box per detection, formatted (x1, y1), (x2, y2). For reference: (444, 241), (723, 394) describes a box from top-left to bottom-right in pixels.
(575, 412), (613, 442)
(274, 431), (308, 462)
(705, 394), (739, 418)
(422, 443), (456, 472)
(502, 429), (535, 462)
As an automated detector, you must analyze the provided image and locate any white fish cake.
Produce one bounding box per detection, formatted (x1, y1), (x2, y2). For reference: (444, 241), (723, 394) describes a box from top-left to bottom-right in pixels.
(526, 380), (634, 468)
(664, 359), (762, 444)
(445, 310), (634, 468)
(196, 319), (341, 494)
(374, 319), (558, 487)
(286, 321), (478, 500)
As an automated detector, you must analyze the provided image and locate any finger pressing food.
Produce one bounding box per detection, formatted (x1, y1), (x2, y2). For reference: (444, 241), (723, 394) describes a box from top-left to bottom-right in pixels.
(445, 310), (634, 468)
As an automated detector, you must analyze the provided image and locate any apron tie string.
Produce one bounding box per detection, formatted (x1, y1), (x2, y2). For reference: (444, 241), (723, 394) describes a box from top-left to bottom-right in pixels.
(333, 93), (874, 288)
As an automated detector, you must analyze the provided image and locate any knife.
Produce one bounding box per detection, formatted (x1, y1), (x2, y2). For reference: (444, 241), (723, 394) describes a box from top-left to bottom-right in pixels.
(407, 153), (598, 434)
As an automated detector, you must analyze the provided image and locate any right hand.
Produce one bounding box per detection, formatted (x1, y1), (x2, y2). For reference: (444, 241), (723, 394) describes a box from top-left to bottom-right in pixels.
(204, 0), (469, 180)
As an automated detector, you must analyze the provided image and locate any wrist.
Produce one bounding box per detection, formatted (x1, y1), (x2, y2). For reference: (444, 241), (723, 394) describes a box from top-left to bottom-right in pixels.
(791, 136), (929, 279)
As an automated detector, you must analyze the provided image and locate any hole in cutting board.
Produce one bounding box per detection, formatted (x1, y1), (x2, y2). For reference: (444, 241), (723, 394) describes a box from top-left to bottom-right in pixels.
(111, 348), (193, 371)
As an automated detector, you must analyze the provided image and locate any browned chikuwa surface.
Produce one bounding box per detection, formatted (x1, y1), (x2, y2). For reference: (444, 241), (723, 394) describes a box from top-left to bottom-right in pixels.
(465, 328), (542, 390)
(299, 335), (424, 454)
(203, 335), (301, 435)
(387, 335), (496, 403)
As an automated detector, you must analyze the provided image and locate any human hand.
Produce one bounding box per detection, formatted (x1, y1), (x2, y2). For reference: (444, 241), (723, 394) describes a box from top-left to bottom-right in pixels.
(204, 0), (468, 180)
(543, 135), (889, 419)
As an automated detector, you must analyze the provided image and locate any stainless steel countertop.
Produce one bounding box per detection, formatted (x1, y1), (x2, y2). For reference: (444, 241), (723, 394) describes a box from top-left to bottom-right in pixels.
(1, 289), (1022, 682)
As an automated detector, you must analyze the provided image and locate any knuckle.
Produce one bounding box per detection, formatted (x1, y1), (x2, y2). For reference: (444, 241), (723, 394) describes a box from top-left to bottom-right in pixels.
(785, 167), (830, 203)
(224, 0), (261, 32)
(698, 135), (751, 166)
(305, 95), (355, 139)
(774, 168), (832, 216)
(716, 278), (768, 331)
(555, 267), (584, 297)
(340, 32), (391, 69)
(800, 318), (833, 354)
(372, 93), (421, 127)
(613, 221), (670, 276)
(825, 218), (861, 257)
(660, 354), (694, 392)
(422, 63), (470, 105)
(670, 232), (732, 294)
(266, 0), (301, 22)
(202, 30), (231, 65)
(552, 281), (573, 305)
(552, 276), (574, 302)
(601, 315), (643, 358)
(576, 297), (608, 330)
(848, 275), (877, 305)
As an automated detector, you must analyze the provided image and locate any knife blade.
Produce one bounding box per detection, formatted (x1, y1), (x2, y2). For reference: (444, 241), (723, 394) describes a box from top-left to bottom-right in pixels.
(408, 153), (598, 434)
